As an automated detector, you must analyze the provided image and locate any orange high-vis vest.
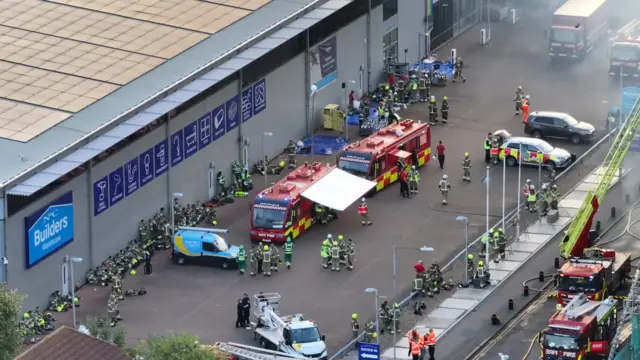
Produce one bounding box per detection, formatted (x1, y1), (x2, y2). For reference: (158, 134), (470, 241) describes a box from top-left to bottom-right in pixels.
(522, 102), (530, 122)
(408, 330), (420, 339)
(426, 332), (436, 346)
(418, 337), (426, 348)
(358, 205), (368, 215)
(410, 342), (421, 355)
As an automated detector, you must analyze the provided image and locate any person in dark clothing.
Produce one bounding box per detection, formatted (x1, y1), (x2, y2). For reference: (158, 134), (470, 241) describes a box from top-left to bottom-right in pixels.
(400, 168), (410, 198)
(236, 299), (244, 328)
(484, 133), (492, 164)
(144, 252), (152, 275)
(242, 294), (251, 328)
(411, 149), (419, 169)
(436, 141), (445, 170)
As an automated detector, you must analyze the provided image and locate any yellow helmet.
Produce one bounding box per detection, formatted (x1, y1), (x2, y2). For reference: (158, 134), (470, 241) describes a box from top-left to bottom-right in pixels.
(333, 241), (338, 246)
(338, 235), (344, 240)
(498, 228), (503, 232)
(372, 332), (378, 338)
(443, 96), (448, 100)
(352, 313), (358, 319)
(489, 229), (494, 233)
(478, 261), (484, 266)
(467, 254), (474, 260)
(130, 270), (136, 276)
(465, 152), (469, 157)
(264, 245), (269, 251)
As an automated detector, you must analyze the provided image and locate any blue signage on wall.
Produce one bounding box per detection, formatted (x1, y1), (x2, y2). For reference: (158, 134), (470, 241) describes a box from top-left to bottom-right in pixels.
(154, 139), (169, 176)
(139, 147), (155, 186)
(226, 95), (239, 132)
(253, 79), (267, 116)
(171, 130), (183, 167)
(242, 86), (253, 123)
(358, 343), (380, 360)
(184, 120), (198, 158)
(109, 167), (124, 206)
(25, 192), (75, 268)
(198, 113), (212, 149)
(212, 104), (226, 141)
(92, 78), (267, 216)
(124, 157), (139, 196)
(93, 176), (109, 216)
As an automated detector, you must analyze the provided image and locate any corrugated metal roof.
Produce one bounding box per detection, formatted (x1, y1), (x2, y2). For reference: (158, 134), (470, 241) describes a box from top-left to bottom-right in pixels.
(4, 0), (348, 195)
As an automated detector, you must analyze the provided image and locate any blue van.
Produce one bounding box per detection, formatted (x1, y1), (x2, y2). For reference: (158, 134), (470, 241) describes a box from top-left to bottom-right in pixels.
(171, 226), (239, 269)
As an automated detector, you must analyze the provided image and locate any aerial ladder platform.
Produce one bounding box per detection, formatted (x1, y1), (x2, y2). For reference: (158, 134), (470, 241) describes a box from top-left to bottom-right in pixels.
(560, 95), (640, 258)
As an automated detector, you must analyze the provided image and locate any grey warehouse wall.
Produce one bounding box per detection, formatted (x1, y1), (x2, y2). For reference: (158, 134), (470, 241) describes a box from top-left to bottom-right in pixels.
(398, 0), (426, 64)
(6, 174), (91, 311)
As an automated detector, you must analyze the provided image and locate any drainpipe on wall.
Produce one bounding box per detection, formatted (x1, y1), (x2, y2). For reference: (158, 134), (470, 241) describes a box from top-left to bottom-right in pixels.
(165, 112), (172, 227)
(0, 191), (6, 283)
(304, 29), (311, 137)
(366, 0), (372, 93)
(238, 71), (245, 164)
(87, 161), (94, 269)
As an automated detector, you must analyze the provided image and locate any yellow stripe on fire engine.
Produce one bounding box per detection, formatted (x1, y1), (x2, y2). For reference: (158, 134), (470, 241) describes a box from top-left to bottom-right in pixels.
(417, 148), (432, 166)
(376, 171), (391, 191)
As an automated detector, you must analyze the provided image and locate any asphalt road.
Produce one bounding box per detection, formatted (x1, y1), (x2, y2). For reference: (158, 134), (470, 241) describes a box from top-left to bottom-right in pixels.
(54, 3), (627, 352)
(444, 153), (640, 360)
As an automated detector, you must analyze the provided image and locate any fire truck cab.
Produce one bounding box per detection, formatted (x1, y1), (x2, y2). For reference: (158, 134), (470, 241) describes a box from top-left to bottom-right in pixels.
(609, 19), (640, 78)
(337, 120), (431, 193)
(557, 247), (631, 306)
(543, 294), (619, 360)
(250, 162), (376, 243)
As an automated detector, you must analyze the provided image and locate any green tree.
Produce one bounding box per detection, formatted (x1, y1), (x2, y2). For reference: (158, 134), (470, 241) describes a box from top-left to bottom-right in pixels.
(134, 333), (219, 360)
(0, 282), (25, 360)
(84, 316), (126, 348)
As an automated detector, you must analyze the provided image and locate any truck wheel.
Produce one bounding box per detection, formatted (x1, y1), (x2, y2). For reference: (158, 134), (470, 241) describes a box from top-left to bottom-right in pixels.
(221, 261), (230, 269)
(176, 256), (186, 265)
(259, 337), (269, 349)
(506, 156), (518, 167)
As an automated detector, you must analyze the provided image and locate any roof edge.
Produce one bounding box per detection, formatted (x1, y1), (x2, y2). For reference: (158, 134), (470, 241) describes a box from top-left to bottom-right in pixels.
(0, 0), (331, 192)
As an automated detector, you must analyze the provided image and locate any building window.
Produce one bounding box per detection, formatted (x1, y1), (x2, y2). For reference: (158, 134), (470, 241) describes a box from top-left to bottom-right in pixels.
(383, 0), (398, 21)
(383, 27), (398, 62)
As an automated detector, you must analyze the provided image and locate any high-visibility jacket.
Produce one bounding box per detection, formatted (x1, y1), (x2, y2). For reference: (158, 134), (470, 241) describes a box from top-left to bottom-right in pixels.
(481, 233), (489, 245)
(418, 337), (426, 348)
(528, 189), (537, 202)
(484, 139), (491, 150)
(408, 330), (420, 340)
(426, 332), (436, 346)
(410, 342), (421, 355)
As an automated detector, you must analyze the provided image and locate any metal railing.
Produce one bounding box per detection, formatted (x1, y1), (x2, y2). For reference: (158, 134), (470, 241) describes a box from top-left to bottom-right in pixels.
(329, 131), (614, 360)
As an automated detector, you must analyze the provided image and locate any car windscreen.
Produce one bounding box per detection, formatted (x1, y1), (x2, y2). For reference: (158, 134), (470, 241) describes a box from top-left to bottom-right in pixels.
(538, 141), (554, 153)
(558, 275), (602, 293)
(611, 46), (640, 61)
(291, 327), (322, 344)
(551, 29), (579, 43)
(252, 205), (287, 229)
(543, 334), (580, 351)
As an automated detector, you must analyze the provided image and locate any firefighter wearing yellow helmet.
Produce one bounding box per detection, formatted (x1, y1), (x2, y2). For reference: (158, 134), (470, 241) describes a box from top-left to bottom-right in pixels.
(262, 245), (272, 276)
(351, 313), (360, 338)
(462, 152), (471, 182)
(441, 96), (449, 123)
(331, 241), (341, 272)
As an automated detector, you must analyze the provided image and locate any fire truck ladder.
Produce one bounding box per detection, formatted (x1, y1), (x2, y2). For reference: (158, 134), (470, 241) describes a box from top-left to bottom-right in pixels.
(216, 342), (308, 360)
(607, 269), (640, 360)
(560, 97), (640, 259)
(616, 19), (640, 39)
(561, 293), (599, 319)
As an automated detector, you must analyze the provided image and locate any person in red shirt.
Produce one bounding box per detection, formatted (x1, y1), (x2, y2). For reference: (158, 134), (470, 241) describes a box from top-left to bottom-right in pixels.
(436, 141), (445, 170)
(348, 90), (356, 110)
(414, 260), (426, 274)
(399, 167), (410, 198)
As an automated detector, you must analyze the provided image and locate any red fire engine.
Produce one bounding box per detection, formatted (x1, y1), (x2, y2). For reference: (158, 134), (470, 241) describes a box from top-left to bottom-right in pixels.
(250, 162), (334, 243)
(609, 19), (640, 78)
(557, 247), (631, 306)
(337, 120), (431, 192)
(542, 294), (619, 360)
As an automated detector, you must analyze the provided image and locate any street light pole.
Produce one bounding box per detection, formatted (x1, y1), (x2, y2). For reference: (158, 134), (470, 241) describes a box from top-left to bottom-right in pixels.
(485, 166), (490, 266)
(310, 85), (318, 164)
(343, 80), (356, 141)
(262, 132), (273, 189)
(66, 255), (83, 329)
(365, 288), (381, 344)
(392, 246), (434, 360)
(456, 216), (469, 283)
(516, 142), (522, 241)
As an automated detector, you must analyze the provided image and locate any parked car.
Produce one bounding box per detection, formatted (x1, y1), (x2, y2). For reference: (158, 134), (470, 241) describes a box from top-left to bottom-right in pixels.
(524, 111), (596, 144)
(500, 137), (572, 170)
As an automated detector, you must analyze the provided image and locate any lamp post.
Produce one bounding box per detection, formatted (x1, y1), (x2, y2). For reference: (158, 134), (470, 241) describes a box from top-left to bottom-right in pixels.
(262, 132), (273, 189)
(310, 85), (318, 164)
(343, 80), (356, 141)
(365, 288), (384, 344)
(66, 255), (83, 329)
(456, 216), (469, 283)
(170, 192), (183, 240)
(418, 32), (430, 60)
(392, 246), (434, 360)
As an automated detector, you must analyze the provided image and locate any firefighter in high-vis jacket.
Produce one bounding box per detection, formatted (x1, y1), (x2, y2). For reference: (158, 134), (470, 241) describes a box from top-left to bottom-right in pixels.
(428, 96), (438, 125)
(438, 174), (451, 205)
(409, 165), (420, 194)
(331, 241), (341, 272)
(249, 245), (258, 276)
(527, 185), (537, 213)
(419, 78), (429, 102)
(523, 179), (533, 210)
(462, 152), (471, 182)
(540, 184), (550, 216)
(315, 203), (327, 224)
(262, 245), (272, 276)
(441, 96), (449, 123)
(358, 198), (372, 225)
(346, 238), (356, 270)
(513, 86), (524, 115)
(490, 135), (500, 165)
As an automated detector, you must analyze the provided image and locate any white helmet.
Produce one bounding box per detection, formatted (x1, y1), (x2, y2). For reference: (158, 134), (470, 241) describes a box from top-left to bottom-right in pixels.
(552, 184), (558, 189)
(442, 174), (448, 180)
(412, 165), (416, 170)
(517, 86), (522, 90)
(525, 95), (530, 99)
(526, 179), (532, 185)
(327, 234), (333, 239)
(530, 185), (535, 190)
(361, 197), (366, 203)
(541, 184), (548, 190)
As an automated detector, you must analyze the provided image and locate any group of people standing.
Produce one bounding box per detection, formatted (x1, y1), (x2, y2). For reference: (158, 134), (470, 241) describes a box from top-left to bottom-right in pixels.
(409, 328), (438, 360)
(235, 294), (252, 329)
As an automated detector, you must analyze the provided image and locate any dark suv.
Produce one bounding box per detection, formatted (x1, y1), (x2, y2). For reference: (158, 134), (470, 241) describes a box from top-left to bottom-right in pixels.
(524, 111), (596, 144)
